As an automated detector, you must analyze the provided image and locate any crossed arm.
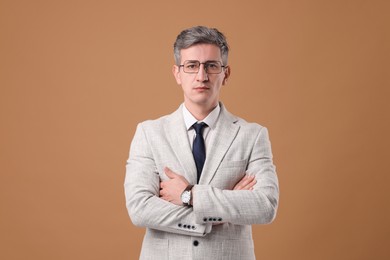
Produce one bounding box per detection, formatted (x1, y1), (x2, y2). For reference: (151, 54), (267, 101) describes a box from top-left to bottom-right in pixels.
(159, 167), (257, 206)
(125, 123), (278, 237)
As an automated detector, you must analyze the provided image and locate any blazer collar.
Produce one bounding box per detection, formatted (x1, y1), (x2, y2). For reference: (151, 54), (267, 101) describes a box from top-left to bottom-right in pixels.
(165, 103), (240, 185)
(199, 103), (240, 184)
(164, 105), (198, 183)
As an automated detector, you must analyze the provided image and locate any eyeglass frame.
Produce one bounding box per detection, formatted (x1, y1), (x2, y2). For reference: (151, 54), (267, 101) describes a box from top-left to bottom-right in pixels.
(178, 60), (227, 74)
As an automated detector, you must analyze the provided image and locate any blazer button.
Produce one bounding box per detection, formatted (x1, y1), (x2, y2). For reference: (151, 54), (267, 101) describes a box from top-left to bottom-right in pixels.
(203, 217), (208, 222)
(178, 223), (182, 227)
(218, 218), (222, 221)
(193, 240), (199, 246)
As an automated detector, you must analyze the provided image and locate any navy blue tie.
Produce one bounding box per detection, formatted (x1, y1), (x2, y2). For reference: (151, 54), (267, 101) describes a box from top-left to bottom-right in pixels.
(192, 123), (207, 183)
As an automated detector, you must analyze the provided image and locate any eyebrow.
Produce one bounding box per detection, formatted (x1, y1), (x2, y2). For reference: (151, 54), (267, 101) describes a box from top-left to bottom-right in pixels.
(185, 60), (220, 63)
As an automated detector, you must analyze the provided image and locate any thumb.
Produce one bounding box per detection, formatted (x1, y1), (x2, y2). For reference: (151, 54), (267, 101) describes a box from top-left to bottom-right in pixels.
(164, 167), (178, 179)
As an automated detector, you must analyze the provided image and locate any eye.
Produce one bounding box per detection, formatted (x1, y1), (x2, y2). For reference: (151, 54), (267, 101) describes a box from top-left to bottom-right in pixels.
(205, 62), (221, 72)
(185, 62), (199, 69)
(207, 62), (218, 68)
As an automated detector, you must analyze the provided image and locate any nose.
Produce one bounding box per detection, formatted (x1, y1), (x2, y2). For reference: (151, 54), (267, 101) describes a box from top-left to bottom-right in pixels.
(196, 64), (208, 82)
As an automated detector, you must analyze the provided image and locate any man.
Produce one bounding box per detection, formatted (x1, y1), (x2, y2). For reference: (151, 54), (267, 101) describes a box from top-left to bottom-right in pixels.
(124, 26), (279, 260)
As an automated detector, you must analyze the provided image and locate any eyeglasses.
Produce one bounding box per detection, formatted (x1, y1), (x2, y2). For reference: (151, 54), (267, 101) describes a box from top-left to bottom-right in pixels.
(179, 60), (226, 74)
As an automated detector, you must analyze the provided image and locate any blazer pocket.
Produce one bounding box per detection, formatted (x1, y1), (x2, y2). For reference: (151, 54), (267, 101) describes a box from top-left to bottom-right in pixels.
(212, 159), (248, 190)
(219, 159), (248, 169)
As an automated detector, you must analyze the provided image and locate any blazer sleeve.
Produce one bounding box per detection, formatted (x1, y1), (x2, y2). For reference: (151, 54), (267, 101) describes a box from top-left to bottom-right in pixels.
(192, 126), (279, 225)
(124, 123), (212, 236)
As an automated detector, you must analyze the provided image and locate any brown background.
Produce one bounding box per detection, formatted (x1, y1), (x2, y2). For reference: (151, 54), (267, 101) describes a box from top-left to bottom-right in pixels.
(1, 0), (389, 259)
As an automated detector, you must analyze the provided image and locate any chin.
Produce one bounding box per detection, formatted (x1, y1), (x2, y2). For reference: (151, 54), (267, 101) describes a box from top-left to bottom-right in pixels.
(185, 95), (218, 107)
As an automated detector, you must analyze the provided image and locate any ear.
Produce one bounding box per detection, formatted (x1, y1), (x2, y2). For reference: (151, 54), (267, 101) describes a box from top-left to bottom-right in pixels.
(172, 65), (182, 85)
(222, 66), (231, 85)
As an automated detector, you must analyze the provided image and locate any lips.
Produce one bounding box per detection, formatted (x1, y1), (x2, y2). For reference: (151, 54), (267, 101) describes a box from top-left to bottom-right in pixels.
(194, 86), (209, 90)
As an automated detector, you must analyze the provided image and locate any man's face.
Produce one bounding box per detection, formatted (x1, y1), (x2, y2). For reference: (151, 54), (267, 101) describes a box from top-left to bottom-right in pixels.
(173, 44), (230, 109)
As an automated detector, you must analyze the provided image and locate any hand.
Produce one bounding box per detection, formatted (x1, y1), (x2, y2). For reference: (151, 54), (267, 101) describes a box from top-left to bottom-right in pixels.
(159, 167), (189, 205)
(233, 174), (257, 190)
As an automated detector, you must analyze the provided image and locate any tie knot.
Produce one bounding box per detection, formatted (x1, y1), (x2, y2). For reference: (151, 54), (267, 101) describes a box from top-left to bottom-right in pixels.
(192, 122), (207, 134)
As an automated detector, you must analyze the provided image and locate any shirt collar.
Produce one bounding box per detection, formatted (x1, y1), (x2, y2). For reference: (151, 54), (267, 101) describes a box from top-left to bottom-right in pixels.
(182, 103), (220, 130)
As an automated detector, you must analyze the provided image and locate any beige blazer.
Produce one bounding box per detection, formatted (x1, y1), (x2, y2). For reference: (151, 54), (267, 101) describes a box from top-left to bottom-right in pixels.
(124, 103), (279, 260)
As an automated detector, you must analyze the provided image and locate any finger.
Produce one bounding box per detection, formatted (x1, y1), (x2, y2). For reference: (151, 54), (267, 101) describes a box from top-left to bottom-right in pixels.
(234, 174), (256, 190)
(160, 194), (169, 201)
(234, 182), (245, 190)
(164, 167), (177, 178)
(233, 182), (242, 190)
(250, 177), (257, 185)
(233, 176), (246, 190)
(243, 177), (257, 190)
(236, 175), (256, 190)
(237, 175), (251, 187)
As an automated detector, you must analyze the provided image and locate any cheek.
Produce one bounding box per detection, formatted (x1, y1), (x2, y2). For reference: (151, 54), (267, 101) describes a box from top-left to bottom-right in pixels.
(181, 77), (194, 88)
(213, 78), (225, 89)
(180, 81), (192, 93)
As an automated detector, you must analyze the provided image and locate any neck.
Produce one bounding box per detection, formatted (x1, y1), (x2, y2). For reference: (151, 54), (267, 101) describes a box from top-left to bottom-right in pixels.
(184, 101), (218, 121)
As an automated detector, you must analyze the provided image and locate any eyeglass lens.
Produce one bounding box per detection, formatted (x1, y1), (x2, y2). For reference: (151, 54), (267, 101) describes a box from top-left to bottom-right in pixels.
(182, 61), (223, 74)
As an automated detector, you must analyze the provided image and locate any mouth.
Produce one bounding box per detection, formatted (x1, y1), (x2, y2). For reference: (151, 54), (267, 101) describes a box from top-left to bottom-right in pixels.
(194, 86), (210, 90)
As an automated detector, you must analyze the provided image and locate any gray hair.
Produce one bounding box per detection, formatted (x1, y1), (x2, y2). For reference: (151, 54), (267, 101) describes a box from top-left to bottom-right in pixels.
(173, 26), (229, 66)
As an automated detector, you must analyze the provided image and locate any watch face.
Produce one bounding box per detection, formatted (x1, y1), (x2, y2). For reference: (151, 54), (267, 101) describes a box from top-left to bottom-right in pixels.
(181, 191), (191, 203)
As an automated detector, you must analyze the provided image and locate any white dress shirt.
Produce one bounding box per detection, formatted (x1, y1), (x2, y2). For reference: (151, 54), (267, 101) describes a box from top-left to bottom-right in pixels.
(182, 103), (221, 154)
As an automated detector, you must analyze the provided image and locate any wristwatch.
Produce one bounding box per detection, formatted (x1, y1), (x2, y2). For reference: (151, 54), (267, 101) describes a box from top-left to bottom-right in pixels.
(180, 185), (194, 206)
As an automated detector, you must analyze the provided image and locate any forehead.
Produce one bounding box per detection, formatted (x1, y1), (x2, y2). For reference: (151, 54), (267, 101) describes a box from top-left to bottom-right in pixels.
(180, 44), (222, 62)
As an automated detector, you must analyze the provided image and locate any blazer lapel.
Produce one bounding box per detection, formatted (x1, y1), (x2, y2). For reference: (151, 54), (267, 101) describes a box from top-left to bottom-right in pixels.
(164, 105), (198, 184)
(199, 104), (240, 185)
